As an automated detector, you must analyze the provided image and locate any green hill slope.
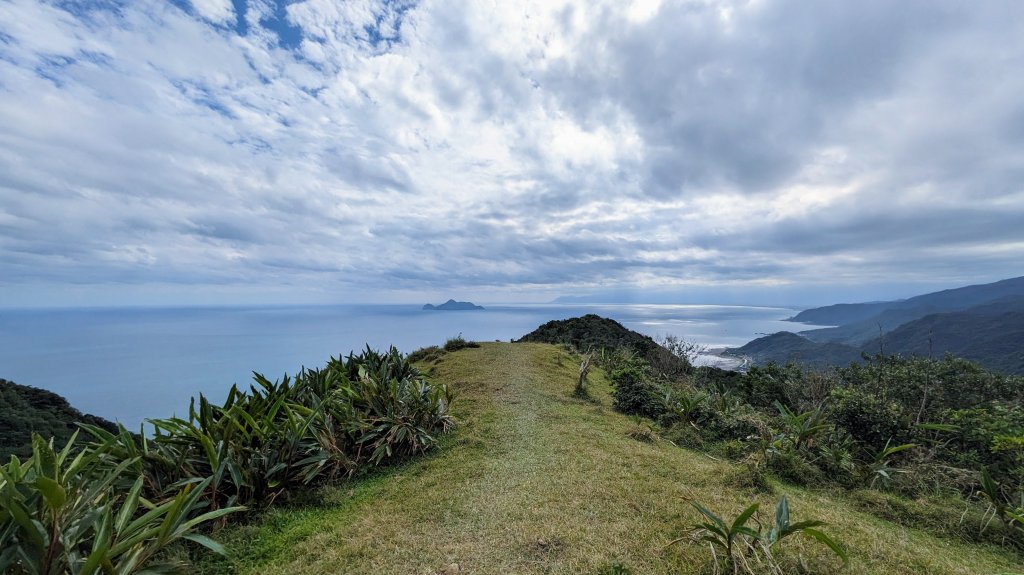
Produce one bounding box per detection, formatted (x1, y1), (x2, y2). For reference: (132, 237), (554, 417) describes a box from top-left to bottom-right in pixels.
(0, 378), (118, 458)
(733, 297), (1024, 375)
(874, 300), (1024, 374)
(201, 343), (1022, 574)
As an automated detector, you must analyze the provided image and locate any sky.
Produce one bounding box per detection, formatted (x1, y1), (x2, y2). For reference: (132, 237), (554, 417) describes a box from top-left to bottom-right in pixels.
(1, 0), (1023, 308)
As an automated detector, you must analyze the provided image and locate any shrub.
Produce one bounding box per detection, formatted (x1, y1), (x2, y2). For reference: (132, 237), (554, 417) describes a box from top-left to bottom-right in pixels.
(724, 463), (774, 494)
(0, 433), (242, 574)
(86, 347), (454, 512)
(608, 357), (662, 418)
(828, 386), (906, 449)
(766, 449), (824, 487)
(735, 363), (805, 409)
(938, 404), (1024, 484)
(625, 417), (656, 443)
(711, 439), (751, 461)
(408, 345), (443, 363)
(443, 335), (480, 353)
(682, 495), (846, 573)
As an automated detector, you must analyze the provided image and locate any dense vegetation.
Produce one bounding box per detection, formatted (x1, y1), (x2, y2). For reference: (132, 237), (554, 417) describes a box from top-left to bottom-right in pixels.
(599, 344), (1024, 551)
(0, 347), (454, 573)
(200, 341), (1022, 574)
(518, 314), (691, 379)
(527, 315), (1024, 558)
(0, 378), (118, 459)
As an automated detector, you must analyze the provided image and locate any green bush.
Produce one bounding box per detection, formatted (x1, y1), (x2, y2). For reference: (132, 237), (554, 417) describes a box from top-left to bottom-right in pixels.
(828, 386), (906, 450)
(443, 335), (480, 353)
(734, 363), (806, 409)
(766, 449), (825, 487)
(608, 358), (661, 418)
(408, 345), (444, 363)
(938, 405), (1024, 483)
(117, 346), (455, 511)
(0, 434), (242, 574)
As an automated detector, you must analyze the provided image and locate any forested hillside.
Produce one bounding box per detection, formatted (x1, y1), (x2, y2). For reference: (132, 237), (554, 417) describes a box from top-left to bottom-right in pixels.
(0, 378), (118, 458)
(733, 278), (1024, 375)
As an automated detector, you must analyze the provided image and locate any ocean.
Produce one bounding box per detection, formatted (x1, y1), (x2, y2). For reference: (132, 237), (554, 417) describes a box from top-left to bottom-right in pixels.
(0, 303), (817, 429)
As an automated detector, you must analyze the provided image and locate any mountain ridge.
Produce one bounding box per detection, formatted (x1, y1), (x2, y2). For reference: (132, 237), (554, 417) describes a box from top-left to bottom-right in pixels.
(728, 293), (1024, 374)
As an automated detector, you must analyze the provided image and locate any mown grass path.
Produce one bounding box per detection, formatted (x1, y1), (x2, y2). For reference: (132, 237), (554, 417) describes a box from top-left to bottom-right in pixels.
(203, 343), (1023, 574)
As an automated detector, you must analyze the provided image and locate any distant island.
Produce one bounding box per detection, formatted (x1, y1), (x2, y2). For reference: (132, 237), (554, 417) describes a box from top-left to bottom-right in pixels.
(423, 299), (484, 311)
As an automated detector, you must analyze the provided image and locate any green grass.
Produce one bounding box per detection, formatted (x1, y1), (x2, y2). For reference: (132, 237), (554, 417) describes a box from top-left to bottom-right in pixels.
(200, 343), (1024, 574)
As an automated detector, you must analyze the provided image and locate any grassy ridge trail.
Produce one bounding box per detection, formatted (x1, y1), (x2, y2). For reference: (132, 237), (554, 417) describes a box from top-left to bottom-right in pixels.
(202, 343), (1022, 574)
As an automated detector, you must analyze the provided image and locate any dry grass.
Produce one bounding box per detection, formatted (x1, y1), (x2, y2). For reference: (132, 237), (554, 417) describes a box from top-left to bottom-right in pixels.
(200, 342), (1024, 574)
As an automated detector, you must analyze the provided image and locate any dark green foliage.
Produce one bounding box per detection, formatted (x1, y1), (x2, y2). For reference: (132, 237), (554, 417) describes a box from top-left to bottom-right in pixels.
(931, 405), (1024, 483)
(518, 314), (691, 377)
(766, 449), (825, 487)
(0, 433), (243, 574)
(407, 345), (444, 363)
(596, 322), (1024, 539)
(827, 386), (906, 448)
(607, 355), (661, 418)
(0, 378), (119, 459)
(728, 363), (805, 409)
(837, 354), (1020, 419)
(116, 346), (455, 511)
(1, 346), (455, 573)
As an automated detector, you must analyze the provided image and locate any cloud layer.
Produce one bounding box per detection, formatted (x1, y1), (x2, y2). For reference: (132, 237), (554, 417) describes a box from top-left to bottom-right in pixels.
(1, 0), (1022, 305)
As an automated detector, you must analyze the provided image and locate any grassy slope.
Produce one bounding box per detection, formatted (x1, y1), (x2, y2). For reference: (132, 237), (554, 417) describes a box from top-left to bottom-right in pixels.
(201, 343), (1022, 574)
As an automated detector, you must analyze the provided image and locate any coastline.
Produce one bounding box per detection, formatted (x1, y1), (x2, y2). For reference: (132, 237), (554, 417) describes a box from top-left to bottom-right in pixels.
(696, 348), (748, 371)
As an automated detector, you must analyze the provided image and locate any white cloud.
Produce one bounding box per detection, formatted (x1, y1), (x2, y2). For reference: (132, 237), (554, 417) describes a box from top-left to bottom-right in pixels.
(190, 0), (236, 26)
(0, 0), (1022, 306)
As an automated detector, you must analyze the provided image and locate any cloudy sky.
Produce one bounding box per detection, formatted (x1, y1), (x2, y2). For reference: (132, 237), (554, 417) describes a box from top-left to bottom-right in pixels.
(1, 0), (1023, 307)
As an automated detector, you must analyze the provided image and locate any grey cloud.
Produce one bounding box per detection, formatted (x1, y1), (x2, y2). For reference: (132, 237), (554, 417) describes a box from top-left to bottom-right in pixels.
(1, 1), (1022, 305)
(323, 150), (412, 193)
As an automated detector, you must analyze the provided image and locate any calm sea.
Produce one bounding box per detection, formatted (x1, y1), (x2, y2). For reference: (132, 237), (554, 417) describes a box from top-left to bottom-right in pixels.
(0, 304), (817, 428)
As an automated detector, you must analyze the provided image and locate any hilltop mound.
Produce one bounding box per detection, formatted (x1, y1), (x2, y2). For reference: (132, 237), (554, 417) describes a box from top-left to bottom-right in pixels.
(517, 314), (690, 375)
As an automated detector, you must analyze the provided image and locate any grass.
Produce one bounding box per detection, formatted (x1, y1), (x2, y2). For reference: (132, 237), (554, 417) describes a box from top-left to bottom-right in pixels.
(199, 343), (1024, 574)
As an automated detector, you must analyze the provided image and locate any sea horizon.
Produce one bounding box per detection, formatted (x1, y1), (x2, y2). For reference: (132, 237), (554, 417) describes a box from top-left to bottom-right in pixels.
(0, 302), (827, 429)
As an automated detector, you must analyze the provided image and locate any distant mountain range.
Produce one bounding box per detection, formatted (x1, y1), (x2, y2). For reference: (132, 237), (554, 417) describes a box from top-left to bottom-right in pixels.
(423, 299), (484, 311)
(726, 277), (1024, 374)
